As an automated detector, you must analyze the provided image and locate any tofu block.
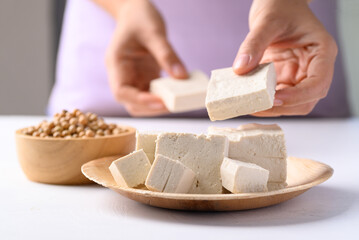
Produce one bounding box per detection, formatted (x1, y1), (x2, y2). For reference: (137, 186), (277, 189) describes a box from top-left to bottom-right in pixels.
(267, 182), (287, 191)
(145, 154), (196, 193)
(208, 123), (287, 182)
(244, 156), (286, 182)
(208, 123), (286, 159)
(135, 131), (161, 163)
(205, 63), (276, 121)
(150, 71), (209, 113)
(109, 149), (151, 188)
(155, 133), (228, 194)
(221, 157), (269, 193)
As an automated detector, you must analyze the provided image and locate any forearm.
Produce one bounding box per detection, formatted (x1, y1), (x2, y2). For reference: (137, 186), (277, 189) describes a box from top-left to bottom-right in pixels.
(251, 0), (310, 11)
(91, 0), (129, 18)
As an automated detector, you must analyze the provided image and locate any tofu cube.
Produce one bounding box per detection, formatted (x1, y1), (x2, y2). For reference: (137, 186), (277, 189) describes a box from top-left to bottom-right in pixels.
(208, 123), (286, 159)
(208, 123), (287, 182)
(245, 156), (287, 182)
(135, 131), (161, 163)
(267, 182), (287, 191)
(205, 63), (276, 121)
(155, 133), (228, 194)
(109, 149), (151, 188)
(145, 154), (196, 193)
(150, 70), (209, 113)
(221, 157), (269, 193)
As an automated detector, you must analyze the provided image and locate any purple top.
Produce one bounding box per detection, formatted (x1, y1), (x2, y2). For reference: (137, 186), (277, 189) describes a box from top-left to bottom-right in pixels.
(48, 0), (350, 118)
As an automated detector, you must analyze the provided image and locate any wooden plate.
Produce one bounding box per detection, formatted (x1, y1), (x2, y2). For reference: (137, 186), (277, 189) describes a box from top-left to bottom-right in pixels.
(81, 156), (333, 211)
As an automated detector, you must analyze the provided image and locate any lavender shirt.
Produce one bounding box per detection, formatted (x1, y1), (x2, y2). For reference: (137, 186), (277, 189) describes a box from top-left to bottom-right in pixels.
(48, 0), (350, 118)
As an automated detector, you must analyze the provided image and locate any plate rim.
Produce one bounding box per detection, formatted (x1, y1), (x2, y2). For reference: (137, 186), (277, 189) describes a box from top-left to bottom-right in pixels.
(81, 156), (334, 201)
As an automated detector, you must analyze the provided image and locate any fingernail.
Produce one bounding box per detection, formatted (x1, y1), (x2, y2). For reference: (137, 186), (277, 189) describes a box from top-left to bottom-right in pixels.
(274, 99), (283, 106)
(234, 54), (250, 69)
(172, 63), (187, 78)
(149, 102), (165, 110)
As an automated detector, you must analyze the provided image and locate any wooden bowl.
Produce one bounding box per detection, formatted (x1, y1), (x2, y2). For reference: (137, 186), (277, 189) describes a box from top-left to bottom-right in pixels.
(15, 126), (136, 185)
(82, 156), (333, 211)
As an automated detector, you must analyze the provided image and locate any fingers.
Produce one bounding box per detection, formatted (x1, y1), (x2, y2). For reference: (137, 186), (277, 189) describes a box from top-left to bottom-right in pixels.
(233, 22), (281, 75)
(275, 54), (334, 107)
(145, 34), (189, 79)
(252, 100), (319, 117)
(125, 102), (170, 117)
(106, 53), (169, 116)
(252, 46), (333, 117)
(116, 86), (169, 117)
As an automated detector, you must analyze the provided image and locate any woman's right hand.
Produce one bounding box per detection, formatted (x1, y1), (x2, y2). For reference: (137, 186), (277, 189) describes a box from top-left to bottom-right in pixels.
(104, 0), (188, 116)
(232, 0), (337, 117)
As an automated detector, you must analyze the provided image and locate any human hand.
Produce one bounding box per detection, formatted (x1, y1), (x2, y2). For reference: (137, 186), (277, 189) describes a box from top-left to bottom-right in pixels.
(105, 0), (188, 116)
(232, 0), (337, 116)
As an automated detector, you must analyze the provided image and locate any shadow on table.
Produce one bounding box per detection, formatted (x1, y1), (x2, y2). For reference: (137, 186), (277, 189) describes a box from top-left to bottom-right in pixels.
(105, 185), (357, 227)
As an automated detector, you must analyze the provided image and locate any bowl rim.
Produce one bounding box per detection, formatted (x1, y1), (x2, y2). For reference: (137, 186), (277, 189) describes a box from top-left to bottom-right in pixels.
(15, 125), (136, 141)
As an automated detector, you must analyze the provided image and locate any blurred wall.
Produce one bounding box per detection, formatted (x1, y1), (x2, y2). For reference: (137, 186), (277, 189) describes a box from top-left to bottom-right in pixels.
(338, 1), (359, 116)
(0, 0), (53, 115)
(0, 0), (358, 116)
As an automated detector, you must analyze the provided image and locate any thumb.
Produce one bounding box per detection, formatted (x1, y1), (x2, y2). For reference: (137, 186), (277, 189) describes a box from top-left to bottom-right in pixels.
(233, 26), (279, 75)
(145, 34), (188, 79)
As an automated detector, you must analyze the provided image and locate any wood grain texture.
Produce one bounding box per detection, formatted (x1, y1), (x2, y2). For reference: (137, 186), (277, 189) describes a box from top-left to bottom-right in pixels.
(82, 156), (333, 211)
(15, 126), (136, 185)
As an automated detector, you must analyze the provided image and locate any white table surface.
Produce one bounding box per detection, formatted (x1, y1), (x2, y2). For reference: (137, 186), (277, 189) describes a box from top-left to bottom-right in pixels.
(1, 116), (358, 240)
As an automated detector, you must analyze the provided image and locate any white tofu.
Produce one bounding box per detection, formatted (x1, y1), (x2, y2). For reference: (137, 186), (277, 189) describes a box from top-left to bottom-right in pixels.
(150, 71), (209, 113)
(155, 133), (228, 194)
(109, 149), (151, 188)
(267, 182), (287, 191)
(135, 131), (161, 163)
(244, 156), (286, 182)
(208, 123), (287, 182)
(205, 63), (276, 121)
(221, 157), (269, 193)
(145, 154), (196, 193)
(208, 123), (286, 158)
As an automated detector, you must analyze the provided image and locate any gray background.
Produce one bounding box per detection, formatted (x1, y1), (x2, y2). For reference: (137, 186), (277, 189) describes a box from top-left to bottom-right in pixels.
(0, 0), (358, 116)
